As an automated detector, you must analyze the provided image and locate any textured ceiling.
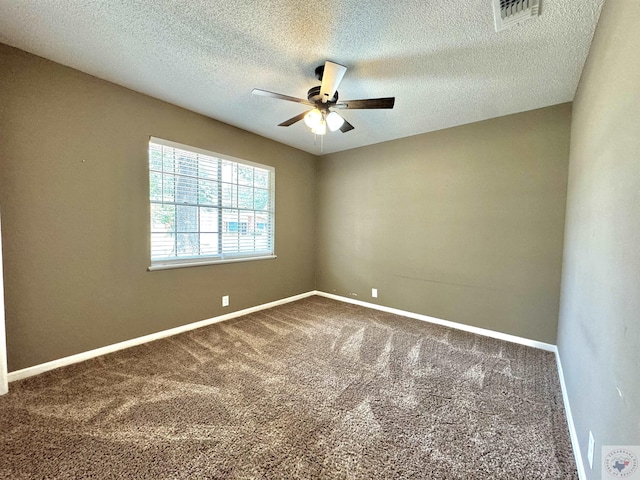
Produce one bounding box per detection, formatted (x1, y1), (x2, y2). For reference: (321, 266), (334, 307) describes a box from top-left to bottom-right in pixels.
(0, 0), (603, 155)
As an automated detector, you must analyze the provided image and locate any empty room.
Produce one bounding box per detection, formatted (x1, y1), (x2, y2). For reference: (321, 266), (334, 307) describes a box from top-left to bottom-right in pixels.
(0, 0), (638, 479)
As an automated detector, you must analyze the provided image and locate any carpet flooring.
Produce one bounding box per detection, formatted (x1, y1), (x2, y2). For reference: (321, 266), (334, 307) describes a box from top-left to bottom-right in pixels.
(0, 296), (577, 479)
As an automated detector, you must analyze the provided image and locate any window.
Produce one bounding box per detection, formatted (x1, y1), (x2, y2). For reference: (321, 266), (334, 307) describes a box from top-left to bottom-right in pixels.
(148, 137), (275, 270)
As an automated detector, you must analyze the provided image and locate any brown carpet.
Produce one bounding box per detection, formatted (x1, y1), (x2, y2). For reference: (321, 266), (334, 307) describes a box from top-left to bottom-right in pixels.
(0, 296), (577, 479)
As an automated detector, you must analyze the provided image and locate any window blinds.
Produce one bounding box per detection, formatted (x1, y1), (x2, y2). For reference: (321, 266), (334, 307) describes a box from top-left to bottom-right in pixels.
(149, 137), (275, 267)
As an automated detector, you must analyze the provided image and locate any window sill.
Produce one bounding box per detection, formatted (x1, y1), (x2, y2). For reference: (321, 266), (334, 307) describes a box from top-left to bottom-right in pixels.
(148, 255), (277, 271)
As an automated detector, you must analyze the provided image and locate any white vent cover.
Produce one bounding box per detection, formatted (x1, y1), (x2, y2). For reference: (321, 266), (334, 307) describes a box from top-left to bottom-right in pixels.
(493, 0), (541, 32)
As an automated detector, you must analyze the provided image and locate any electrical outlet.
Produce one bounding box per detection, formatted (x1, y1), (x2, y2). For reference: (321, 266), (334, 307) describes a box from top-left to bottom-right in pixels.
(222, 295), (229, 307)
(588, 431), (595, 469)
(372, 288), (378, 298)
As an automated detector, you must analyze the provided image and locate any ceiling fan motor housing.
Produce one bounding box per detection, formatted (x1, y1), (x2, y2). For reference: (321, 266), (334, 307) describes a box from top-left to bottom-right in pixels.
(307, 86), (338, 105)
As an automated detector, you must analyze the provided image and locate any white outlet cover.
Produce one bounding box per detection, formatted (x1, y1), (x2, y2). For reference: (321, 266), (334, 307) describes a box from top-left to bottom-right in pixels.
(588, 431), (595, 469)
(222, 295), (229, 307)
(372, 288), (378, 298)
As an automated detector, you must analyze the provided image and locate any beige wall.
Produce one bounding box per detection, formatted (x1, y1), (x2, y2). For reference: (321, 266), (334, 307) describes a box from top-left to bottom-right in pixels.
(316, 104), (571, 344)
(0, 44), (317, 371)
(557, 0), (640, 475)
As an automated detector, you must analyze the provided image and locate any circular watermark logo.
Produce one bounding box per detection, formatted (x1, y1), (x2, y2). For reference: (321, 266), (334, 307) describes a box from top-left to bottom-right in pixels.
(605, 448), (639, 478)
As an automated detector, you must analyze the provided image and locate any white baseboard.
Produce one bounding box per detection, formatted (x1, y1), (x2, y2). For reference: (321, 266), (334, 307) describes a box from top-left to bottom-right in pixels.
(7, 291), (316, 383)
(314, 291), (557, 352)
(555, 349), (587, 480)
(5, 291), (557, 383)
(8, 289), (555, 384)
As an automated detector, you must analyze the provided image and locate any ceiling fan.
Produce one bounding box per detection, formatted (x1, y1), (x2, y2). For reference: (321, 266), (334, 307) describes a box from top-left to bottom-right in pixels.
(252, 61), (395, 135)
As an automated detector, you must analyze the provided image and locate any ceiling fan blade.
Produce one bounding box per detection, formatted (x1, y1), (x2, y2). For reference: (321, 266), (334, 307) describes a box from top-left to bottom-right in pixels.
(278, 111), (310, 127)
(334, 97), (395, 109)
(340, 118), (355, 133)
(319, 61), (347, 104)
(252, 89), (314, 107)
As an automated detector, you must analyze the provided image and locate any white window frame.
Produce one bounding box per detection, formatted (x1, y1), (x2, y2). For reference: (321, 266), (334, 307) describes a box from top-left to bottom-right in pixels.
(148, 137), (276, 271)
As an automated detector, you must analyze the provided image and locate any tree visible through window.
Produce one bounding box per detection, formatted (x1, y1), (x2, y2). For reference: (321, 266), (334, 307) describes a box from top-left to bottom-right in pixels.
(149, 138), (275, 267)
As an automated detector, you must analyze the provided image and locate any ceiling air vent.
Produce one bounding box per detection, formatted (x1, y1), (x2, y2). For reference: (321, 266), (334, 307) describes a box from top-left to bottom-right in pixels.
(493, 0), (541, 32)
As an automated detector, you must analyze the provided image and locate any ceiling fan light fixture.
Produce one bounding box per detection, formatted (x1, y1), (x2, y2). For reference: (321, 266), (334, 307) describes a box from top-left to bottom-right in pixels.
(326, 111), (345, 132)
(311, 121), (327, 135)
(304, 109), (322, 129)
